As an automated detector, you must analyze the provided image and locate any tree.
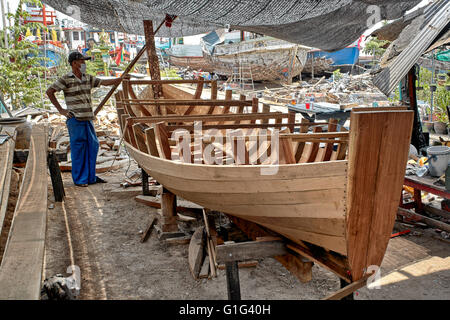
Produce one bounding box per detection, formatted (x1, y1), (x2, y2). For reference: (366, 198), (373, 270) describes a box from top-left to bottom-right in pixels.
(363, 36), (390, 62)
(0, 0), (49, 110)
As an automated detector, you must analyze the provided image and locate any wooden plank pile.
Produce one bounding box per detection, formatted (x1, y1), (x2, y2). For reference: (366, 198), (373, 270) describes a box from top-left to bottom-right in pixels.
(11, 104), (129, 173)
(259, 73), (390, 109)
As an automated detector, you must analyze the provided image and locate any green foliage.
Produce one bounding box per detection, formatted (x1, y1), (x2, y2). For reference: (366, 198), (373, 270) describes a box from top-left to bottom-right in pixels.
(332, 69), (342, 81)
(417, 67), (450, 124)
(363, 36), (390, 61)
(0, 0), (49, 109)
(161, 67), (182, 79)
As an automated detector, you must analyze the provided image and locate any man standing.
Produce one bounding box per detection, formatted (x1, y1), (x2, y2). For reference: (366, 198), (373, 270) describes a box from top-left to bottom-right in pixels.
(47, 52), (122, 187)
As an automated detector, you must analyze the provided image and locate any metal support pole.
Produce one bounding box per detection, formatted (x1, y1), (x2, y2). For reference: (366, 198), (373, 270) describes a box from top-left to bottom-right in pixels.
(141, 167), (150, 196)
(339, 278), (354, 300)
(225, 261), (241, 300)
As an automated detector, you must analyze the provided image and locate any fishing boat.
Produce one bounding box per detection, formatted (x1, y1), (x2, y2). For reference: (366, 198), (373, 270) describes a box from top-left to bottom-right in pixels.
(23, 3), (67, 69)
(114, 78), (414, 282)
(200, 31), (309, 82)
(166, 44), (214, 72)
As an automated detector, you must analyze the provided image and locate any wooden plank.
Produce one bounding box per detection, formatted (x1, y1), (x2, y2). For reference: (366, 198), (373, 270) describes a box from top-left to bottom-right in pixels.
(188, 226), (205, 280)
(294, 118), (310, 163)
(306, 127), (322, 163)
(217, 261), (258, 270)
(203, 209), (217, 277)
(0, 133), (15, 237)
(287, 243), (351, 282)
(141, 216), (156, 243)
(219, 90), (233, 125)
(208, 81), (218, 114)
(154, 122), (172, 159)
(199, 258), (210, 279)
(130, 112), (288, 124)
(144, 126), (160, 157)
(346, 110), (414, 281)
(0, 124), (48, 300)
(124, 99), (253, 106)
(132, 124), (149, 152)
(215, 239), (287, 263)
(397, 207), (450, 233)
(129, 79), (215, 85)
(323, 274), (371, 300)
(135, 195), (203, 214)
(185, 79), (204, 115)
(164, 235), (191, 245)
(334, 126), (349, 160)
(250, 98), (259, 124)
(321, 118), (338, 162)
(280, 136), (296, 164)
(275, 253), (313, 283)
(424, 204), (450, 220)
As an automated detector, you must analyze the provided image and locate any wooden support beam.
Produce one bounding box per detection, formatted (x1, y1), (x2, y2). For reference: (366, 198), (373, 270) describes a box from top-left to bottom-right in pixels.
(323, 275), (372, 300)
(225, 260), (241, 300)
(129, 79), (215, 85)
(306, 127), (322, 162)
(141, 216), (156, 243)
(141, 168), (150, 196)
(129, 112), (288, 124)
(294, 118), (310, 163)
(215, 238), (287, 263)
(123, 99), (253, 106)
(189, 226), (205, 280)
(160, 188), (178, 232)
(397, 207), (450, 232)
(47, 150), (65, 202)
(144, 20), (162, 99)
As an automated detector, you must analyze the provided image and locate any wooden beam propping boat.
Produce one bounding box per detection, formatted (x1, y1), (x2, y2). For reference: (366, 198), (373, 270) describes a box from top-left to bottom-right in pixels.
(115, 79), (414, 282)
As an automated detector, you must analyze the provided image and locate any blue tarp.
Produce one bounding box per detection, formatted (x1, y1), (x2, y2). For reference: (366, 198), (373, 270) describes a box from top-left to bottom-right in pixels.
(309, 46), (360, 66)
(201, 31), (225, 55)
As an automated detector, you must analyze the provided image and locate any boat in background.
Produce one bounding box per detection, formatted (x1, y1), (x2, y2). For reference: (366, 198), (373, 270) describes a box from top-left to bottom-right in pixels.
(305, 37), (363, 74)
(23, 3), (67, 69)
(166, 44), (214, 72)
(200, 30), (309, 82)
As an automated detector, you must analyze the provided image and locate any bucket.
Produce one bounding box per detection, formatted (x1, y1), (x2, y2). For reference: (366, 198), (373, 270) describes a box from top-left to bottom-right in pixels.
(427, 146), (450, 177)
(0, 118), (32, 150)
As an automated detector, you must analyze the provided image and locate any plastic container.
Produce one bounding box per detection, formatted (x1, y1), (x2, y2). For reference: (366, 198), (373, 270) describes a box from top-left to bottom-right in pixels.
(426, 146), (450, 177)
(0, 117), (32, 150)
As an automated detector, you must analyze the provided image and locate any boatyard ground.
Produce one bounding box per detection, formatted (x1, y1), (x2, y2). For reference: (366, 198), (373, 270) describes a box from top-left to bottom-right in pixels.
(42, 163), (450, 300)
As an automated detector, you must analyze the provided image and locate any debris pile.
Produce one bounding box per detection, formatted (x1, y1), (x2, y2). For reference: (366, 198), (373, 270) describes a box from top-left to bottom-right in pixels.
(261, 73), (391, 108)
(10, 104), (128, 173)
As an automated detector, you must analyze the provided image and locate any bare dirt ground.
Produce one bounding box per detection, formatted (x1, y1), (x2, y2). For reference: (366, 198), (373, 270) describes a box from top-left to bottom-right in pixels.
(43, 159), (450, 300)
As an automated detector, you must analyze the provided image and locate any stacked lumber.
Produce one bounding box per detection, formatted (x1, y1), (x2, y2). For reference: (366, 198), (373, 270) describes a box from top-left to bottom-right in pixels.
(260, 73), (391, 108)
(13, 104), (129, 172)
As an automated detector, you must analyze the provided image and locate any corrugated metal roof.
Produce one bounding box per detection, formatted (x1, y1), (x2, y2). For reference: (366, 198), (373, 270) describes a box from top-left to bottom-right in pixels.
(372, 0), (450, 96)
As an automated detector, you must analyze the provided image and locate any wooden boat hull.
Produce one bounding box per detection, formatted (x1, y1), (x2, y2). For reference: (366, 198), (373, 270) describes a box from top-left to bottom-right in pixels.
(203, 38), (308, 81)
(126, 143), (349, 255)
(118, 80), (414, 282)
(168, 55), (214, 73)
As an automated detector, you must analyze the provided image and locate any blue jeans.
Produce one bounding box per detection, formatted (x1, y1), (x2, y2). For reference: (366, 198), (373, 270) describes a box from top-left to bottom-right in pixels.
(66, 117), (99, 185)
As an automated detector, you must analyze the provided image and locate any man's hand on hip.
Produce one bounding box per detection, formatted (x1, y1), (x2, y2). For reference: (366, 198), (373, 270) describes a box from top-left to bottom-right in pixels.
(61, 109), (74, 119)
